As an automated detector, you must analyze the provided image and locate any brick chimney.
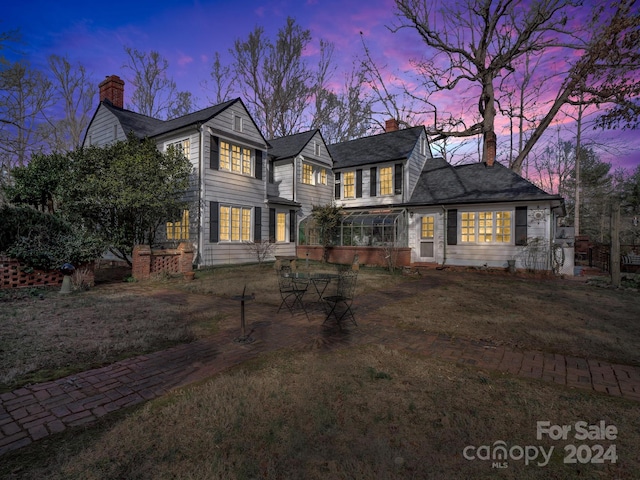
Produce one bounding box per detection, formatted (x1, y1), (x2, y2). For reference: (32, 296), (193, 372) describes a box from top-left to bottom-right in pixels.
(485, 131), (496, 167)
(99, 75), (125, 108)
(385, 118), (399, 132)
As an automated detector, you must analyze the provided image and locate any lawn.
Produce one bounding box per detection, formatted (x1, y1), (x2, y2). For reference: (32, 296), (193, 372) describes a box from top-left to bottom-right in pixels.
(1, 263), (639, 479)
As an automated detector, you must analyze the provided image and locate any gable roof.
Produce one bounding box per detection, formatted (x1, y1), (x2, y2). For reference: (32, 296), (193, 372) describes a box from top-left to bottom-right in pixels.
(267, 129), (319, 159)
(86, 97), (269, 146)
(328, 126), (425, 168)
(408, 158), (563, 205)
(100, 100), (164, 138)
(148, 98), (238, 137)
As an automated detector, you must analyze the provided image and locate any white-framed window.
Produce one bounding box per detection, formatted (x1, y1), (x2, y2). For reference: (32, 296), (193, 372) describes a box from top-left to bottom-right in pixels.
(379, 166), (393, 196)
(314, 140), (321, 156)
(276, 212), (287, 242)
(302, 163), (314, 185)
(460, 210), (512, 244)
(219, 140), (252, 175)
(420, 216), (434, 239)
(419, 136), (427, 155)
(319, 168), (327, 185)
(166, 209), (189, 240)
(167, 138), (190, 158)
(343, 171), (355, 199)
(233, 115), (243, 132)
(219, 205), (252, 242)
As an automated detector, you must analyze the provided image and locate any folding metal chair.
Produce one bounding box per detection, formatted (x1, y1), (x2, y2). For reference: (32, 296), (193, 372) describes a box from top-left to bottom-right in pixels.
(277, 267), (309, 320)
(323, 270), (358, 329)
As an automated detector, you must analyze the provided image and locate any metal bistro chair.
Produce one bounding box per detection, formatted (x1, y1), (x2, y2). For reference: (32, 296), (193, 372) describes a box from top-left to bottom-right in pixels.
(277, 266), (309, 320)
(323, 270), (358, 329)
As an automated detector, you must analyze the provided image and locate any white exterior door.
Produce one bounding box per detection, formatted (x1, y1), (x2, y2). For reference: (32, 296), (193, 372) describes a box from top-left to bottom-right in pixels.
(418, 214), (436, 262)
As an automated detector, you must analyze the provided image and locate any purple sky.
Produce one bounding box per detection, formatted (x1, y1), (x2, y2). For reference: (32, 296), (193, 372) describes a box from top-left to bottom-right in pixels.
(3, 0), (639, 172)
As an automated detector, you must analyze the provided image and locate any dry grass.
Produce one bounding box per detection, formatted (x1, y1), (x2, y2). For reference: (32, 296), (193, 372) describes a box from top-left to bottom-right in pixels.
(5, 347), (639, 479)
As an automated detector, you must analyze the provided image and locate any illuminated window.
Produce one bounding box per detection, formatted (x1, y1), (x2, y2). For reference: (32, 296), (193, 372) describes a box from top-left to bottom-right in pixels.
(276, 212), (287, 242)
(219, 141), (252, 175)
(219, 205), (252, 242)
(242, 208), (251, 241)
(478, 212), (493, 243)
(166, 210), (189, 240)
(495, 211), (512, 243)
(319, 168), (327, 185)
(461, 212), (476, 243)
(460, 211), (512, 243)
(343, 171), (355, 198)
(302, 163), (314, 185)
(420, 216), (434, 239)
(220, 141), (231, 170)
(379, 166), (393, 195)
(219, 206), (230, 241)
(167, 139), (190, 158)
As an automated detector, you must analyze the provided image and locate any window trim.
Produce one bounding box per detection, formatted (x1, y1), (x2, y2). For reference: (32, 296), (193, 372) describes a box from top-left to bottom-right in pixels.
(219, 139), (253, 176)
(343, 171), (355, 199)
(459, 209), (513, 245)
(218, 205), (254, 243)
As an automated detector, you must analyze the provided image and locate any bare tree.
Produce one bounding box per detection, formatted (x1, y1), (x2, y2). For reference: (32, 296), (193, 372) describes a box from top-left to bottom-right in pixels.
(205, 51), (236, 104)
(393, 0), (640, 173)
(0, 61), (54, 170)
(123, 47), (194, 120)
(40, 55), (96, 152)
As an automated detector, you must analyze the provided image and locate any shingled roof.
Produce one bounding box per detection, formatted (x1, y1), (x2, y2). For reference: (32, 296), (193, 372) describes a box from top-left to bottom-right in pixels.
(97, 98), (268, 144)
(268, 129), (319, 159)
(328, 126), (425, 168)
(408, 158), (563, 205)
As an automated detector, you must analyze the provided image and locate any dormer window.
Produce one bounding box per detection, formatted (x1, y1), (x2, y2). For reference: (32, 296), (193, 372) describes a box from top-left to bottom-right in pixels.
(314, 141), (320, 156)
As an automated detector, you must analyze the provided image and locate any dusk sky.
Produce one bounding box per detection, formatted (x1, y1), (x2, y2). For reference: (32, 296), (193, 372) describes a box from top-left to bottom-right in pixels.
(3, 0), (640, 172)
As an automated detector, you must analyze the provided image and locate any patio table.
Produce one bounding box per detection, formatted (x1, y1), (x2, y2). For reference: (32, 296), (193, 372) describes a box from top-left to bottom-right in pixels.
(282, 272), (339, 301)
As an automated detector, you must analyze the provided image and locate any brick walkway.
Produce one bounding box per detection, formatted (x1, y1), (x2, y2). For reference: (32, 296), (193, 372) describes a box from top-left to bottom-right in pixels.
(2, 279), (640, 457)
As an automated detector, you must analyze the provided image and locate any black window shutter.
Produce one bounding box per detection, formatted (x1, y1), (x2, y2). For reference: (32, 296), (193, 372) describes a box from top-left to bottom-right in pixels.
(447, 209), (458, 245)
(515, 206), (528, 245)
(370, 167), (377, 197)
(289, 210), (296, 243)
(356, 169), (363, 198)
(255, 150), (263, 179)
(210, 135), (219, 169)
(394, 163), (403, 194)
(210, 201), (219, 243)
(334, 172), (341, 199)
(254, 206), (262, 242)
(268, 160), (274, 183)
(269, 208), (276, 242)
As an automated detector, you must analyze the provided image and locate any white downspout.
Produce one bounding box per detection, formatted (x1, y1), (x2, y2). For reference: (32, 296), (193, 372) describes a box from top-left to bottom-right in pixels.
(198, 125), (206, 267)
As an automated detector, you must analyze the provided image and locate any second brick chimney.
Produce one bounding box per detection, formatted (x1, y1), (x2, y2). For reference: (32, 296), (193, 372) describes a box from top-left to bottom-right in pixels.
(485, 131), (496, 167)
(99, 75), (125, 108)
(385, 118), (399, 132)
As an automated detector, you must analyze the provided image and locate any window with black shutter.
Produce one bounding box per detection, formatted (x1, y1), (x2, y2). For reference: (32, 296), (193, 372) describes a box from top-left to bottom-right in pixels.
(254, 206), (262, 242)
(269, 208), (276, 242)
(210, 201), (219, 242)
(356, 169), (363, 198)
(334, 172), (341, 199)
(289, 210), (296, 243)
(210, 135), (219, 169)
(370, 167), (377, 197)
(447, 209), (458, 245)
(255, 150), (263, 180)
(394, 163), (403, 195)
(515, 206), (528, 245)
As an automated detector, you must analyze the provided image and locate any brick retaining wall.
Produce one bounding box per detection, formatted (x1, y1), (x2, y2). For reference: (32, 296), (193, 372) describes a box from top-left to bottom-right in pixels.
(0, 256), (95, 289)
(296, 245), (411, 267)
(132, 243), (194, 280)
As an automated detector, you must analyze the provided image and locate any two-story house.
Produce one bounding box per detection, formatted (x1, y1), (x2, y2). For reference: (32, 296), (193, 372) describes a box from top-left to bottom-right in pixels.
(84, 75), (271, 267)
(84, 75), (567, 273)
(311, 118), (567, 272)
